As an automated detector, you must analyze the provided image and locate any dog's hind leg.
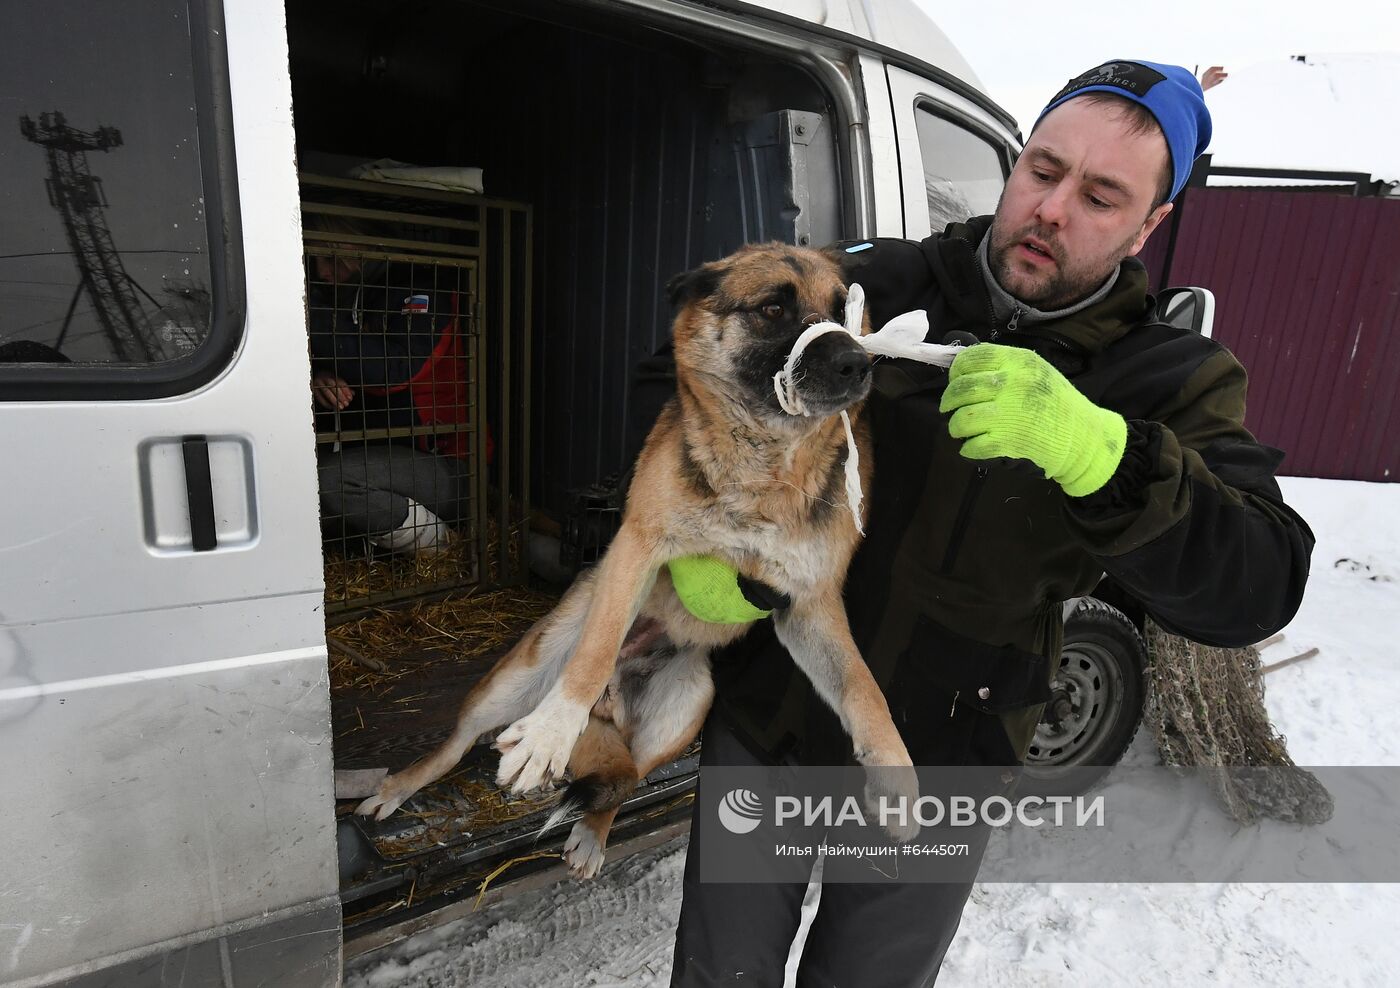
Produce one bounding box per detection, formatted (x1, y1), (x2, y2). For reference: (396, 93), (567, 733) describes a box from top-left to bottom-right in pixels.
(552, 716), (638, 879)
(562, 805), (623, 881)
(624, 645), (715, 776)
(559, 646), (715, 878)
(356, 575), (596, 822)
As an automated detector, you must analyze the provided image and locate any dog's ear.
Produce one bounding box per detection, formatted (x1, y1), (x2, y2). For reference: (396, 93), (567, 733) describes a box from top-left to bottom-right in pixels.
(665, 263), (723, 308)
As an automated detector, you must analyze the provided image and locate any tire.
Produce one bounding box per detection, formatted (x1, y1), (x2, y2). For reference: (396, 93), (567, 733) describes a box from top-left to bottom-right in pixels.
(1019, 597), (1147, 797)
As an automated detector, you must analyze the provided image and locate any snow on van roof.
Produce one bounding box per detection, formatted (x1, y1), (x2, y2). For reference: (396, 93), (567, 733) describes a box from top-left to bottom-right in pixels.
(1205, 53), (1400, 185)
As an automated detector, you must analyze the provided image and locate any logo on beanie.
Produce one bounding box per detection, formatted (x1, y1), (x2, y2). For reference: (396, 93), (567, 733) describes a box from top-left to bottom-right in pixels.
(1051, 60), (1167, 103)
(718, 788), (765, 834)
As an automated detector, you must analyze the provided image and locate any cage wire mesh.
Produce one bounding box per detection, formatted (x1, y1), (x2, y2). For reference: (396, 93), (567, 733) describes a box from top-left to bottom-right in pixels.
(300, 175), (531, 615)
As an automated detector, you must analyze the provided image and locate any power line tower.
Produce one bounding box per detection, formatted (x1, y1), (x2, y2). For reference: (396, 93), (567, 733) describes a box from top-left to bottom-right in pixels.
(19, 110), (163, 361)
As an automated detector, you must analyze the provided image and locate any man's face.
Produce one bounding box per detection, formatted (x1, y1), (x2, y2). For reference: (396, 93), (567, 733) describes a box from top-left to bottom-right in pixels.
(987, 97), (1174, 310)
(313, 248), (362, 285)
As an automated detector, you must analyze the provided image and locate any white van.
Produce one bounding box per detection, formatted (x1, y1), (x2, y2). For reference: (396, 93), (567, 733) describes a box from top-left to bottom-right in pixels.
(0, 1), (1021, 983)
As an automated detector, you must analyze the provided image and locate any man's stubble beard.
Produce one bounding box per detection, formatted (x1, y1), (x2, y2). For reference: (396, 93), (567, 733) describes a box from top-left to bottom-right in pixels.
(988, 219), (1138, 311)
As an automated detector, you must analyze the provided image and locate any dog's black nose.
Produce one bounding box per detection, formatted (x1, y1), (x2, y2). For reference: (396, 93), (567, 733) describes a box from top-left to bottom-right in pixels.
(833, 350), (870, 380)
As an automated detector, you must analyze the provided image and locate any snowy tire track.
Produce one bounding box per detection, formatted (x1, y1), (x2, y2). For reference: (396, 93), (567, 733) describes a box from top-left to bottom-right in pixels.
(346, 841), (688, 988)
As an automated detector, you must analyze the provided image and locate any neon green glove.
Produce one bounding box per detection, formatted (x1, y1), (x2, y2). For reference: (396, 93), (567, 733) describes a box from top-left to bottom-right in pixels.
(667, 555), (773, 624)
(939, 344), (1127, 497)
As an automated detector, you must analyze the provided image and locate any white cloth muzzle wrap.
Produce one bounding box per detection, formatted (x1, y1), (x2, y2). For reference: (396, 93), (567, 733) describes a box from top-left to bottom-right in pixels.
(771, 282), (964, 534)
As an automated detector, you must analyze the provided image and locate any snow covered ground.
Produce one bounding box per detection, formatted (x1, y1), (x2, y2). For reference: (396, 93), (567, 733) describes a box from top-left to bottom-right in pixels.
(346, 476), (1400, 988)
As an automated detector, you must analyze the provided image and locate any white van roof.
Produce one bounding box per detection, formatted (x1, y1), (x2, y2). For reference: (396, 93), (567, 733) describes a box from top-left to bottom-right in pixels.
(744, 0), (986, 92)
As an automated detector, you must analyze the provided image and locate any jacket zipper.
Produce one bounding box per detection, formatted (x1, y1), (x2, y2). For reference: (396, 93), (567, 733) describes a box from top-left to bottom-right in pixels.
(939, 237), (1084, 576)
(939, 233), (998, 574)
(950, 232), (1000, 342)
(939, 464), (989, 574)
(1025, 328), (1077, 354)
(989, 302), (1025, 342)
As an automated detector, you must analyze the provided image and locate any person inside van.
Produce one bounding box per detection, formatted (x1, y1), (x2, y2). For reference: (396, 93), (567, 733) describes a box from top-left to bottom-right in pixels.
(303, 212), (472, 555)
(659, 60), (1313, 986)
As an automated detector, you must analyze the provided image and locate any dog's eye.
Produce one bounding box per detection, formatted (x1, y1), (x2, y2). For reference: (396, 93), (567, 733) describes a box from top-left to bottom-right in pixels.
(760, 303), (784, 320)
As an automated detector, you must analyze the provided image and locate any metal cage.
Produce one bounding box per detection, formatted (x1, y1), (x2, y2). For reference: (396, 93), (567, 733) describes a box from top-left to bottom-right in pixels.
(300, 175), (531, 614)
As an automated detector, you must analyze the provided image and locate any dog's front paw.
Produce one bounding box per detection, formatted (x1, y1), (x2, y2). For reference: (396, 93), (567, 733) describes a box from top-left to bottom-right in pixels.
(355, 772), (422, 822)
(494, 699), (590, 793)
(863, 764), (922, 844)
(562, 821), (608, 879)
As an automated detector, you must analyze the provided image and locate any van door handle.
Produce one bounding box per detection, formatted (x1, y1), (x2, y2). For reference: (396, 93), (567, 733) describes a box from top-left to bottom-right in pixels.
(139, 435), (255, 553)
(181, 435), (218, 551)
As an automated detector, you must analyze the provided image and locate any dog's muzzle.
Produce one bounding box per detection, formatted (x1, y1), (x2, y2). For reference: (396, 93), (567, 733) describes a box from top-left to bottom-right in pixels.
(785, 333), (871, 414)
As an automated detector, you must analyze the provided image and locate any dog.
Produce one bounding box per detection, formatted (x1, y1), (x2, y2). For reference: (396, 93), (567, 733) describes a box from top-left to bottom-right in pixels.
(357, 242), (918, 877)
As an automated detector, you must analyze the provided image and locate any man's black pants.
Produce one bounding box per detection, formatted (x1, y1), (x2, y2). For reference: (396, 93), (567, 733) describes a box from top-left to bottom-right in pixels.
(669, 709), (982, 988)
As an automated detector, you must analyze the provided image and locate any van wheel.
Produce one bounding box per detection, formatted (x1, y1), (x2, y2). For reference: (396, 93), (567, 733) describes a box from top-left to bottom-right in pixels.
(1020, 597), (1146, 796)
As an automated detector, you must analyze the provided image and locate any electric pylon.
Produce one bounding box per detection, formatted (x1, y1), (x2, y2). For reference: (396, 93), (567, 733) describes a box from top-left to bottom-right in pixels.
(20, 110), (163, 361)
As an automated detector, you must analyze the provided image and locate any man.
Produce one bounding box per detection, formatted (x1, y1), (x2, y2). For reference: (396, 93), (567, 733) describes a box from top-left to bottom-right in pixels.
(303, 215), (473, 554)
(660, 60), (1315, 986)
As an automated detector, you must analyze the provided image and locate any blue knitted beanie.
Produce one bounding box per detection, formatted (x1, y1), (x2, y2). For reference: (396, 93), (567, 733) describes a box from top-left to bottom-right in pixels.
(1036, 60), (1212, 202)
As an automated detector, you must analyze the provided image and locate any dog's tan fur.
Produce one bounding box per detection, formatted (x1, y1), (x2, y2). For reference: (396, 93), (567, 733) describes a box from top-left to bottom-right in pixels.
(358, 243), (917, 877)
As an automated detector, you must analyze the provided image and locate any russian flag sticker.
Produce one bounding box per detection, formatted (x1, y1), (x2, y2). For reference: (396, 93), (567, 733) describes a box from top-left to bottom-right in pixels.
(401, 294), (430, 314)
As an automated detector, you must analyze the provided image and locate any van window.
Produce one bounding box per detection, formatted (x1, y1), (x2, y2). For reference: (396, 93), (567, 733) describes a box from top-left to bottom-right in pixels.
(914, 106), (1008, 230)
(0, 0), (234, 390)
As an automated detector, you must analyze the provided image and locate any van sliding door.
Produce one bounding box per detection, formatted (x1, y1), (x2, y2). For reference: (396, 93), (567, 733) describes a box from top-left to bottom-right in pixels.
(0, 1), (339, 984)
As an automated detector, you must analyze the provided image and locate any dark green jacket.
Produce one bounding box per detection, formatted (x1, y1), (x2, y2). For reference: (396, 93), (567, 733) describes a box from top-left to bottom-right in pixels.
(697, 217), (1315, 767)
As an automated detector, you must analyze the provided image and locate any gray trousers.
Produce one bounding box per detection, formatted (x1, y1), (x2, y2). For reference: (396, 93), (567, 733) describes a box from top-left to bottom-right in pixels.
(317, 442), (469, 542)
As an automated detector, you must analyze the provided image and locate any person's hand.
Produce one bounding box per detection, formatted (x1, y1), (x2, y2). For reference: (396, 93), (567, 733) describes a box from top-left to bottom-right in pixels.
(667, 555), (784, 624)
(312, 371), (354, 410)
(939, 344), (1127, 497)
(1200, 66), (1228, 91)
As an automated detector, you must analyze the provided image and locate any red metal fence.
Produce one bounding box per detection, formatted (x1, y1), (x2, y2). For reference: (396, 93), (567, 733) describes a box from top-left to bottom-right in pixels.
(1138, 188), (1400, 483)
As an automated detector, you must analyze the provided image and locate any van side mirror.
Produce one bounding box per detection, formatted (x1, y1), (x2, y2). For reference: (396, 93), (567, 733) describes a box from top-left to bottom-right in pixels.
(1154, 286), (1216, 340)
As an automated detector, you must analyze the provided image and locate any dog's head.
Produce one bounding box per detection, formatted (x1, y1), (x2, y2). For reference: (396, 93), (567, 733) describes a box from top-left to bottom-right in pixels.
(666, 242), (870, 422)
